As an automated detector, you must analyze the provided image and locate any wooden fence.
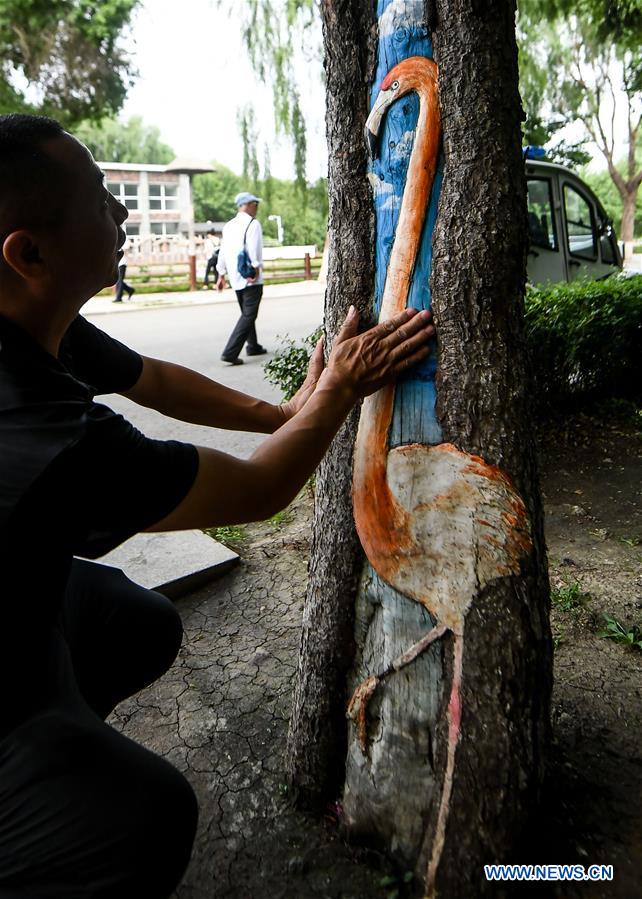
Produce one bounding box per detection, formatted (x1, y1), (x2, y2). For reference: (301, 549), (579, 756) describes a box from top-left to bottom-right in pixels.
(106, 244), (321, 295)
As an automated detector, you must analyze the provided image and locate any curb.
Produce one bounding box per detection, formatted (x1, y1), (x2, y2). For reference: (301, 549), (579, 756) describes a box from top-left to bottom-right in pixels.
(85, 280), (325, 316)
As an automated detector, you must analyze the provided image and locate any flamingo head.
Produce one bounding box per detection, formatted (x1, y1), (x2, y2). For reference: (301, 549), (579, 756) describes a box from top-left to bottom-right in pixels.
(365, 57), (438, 159)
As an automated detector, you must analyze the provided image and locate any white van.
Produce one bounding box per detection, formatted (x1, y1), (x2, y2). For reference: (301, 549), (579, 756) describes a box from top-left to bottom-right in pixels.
(526, 158), (622, 285)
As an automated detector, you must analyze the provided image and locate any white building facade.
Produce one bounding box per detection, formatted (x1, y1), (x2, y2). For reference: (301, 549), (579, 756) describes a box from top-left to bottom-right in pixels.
(99, 162), (193, 246)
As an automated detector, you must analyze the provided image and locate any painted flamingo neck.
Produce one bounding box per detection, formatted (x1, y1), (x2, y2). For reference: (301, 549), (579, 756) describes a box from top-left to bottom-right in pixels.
(379, 71), (439, 324)
(354, 67), (440, 546)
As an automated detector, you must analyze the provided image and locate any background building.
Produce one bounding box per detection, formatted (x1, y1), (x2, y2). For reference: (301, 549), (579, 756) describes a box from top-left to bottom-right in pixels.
(99, 161), (193, 245)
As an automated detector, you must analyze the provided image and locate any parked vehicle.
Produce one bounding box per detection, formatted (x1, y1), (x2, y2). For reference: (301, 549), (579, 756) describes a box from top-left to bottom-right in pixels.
(526, 155), (622, 285)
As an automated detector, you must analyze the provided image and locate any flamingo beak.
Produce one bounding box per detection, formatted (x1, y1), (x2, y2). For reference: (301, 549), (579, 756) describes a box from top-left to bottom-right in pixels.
(365, 89), (394, 160)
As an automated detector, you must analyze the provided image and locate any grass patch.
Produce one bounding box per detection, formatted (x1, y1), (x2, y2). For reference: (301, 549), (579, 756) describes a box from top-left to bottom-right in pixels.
(599, 615), (642, 650)
(551, 581), (588, 612)
(203, 525), (247, 548)
(267, 508), (292, 529)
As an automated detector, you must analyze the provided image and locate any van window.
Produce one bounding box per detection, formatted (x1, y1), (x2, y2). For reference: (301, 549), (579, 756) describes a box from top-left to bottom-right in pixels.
(564, 184), (597, 259)
(527, 178), (557, 250)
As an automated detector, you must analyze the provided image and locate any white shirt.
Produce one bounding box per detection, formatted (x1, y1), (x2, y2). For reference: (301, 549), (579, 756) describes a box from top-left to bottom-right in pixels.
(204, 236), (217, 258)
(216, 211), (263, 290)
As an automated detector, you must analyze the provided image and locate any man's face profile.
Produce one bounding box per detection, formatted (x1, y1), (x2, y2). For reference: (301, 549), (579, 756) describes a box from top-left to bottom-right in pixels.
(39, 134), (129, 300)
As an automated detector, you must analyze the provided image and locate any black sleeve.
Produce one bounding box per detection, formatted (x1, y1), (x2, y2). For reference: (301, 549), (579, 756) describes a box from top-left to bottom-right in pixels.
(61, 315), (144, 396)
(47, 411), (199, 559)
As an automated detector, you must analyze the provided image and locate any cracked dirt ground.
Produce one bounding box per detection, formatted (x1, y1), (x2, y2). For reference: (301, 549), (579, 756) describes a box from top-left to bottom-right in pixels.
(111, 408), (641, 899)
(111, 493), (397, 899)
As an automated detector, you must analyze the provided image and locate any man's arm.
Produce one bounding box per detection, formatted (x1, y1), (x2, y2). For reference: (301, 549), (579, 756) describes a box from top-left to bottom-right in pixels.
(246, 219), (262, 284)
(146, 306), (433, 531)
(122, 356), (286, 433)
(122, 337), (325, 433)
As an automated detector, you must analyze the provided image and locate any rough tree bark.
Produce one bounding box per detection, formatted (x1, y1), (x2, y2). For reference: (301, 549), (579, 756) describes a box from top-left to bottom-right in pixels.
(285, 0), (377, 808)
(289, 1), (552, 893)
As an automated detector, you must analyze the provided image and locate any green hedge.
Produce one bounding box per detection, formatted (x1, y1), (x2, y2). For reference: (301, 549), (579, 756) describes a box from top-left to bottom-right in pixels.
(524, 275), (642, 405)
(263, 276), (642, 408)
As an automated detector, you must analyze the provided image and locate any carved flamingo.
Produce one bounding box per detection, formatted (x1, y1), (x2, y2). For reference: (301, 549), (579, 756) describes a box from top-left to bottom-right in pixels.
(349, 57), (532, 896)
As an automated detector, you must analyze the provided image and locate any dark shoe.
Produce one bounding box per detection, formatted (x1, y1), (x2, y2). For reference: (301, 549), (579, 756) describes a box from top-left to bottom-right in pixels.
(112, 299), (123, 303)
(246, 346), (268, 356)
(221, 356), (244, 365)
(128, 288), (136, 299)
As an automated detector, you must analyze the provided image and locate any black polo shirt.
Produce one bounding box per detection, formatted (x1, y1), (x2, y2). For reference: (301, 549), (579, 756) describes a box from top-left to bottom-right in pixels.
(0, 313), (199, 735)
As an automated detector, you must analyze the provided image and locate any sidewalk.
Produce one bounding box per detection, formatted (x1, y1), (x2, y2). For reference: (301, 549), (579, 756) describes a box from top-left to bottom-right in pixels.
(85, 279), (324, 315)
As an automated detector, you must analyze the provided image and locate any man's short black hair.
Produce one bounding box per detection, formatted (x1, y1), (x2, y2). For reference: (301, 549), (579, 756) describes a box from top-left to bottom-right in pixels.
(0, 113), (68, 241)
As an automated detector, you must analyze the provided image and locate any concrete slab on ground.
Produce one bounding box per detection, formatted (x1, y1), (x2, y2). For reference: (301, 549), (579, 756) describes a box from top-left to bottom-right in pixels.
(97, 530), (239, 599)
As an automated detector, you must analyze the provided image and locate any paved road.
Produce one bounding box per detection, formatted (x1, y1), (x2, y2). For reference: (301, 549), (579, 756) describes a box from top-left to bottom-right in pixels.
(84, 288), (324, 459)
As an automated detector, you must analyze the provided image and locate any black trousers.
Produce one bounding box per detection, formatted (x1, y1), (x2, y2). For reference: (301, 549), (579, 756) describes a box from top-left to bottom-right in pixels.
(203, 255), (217, 285)
(0, 560), (197, 899)
(114, 264), (133, 302)
(221, 283), (263, 359)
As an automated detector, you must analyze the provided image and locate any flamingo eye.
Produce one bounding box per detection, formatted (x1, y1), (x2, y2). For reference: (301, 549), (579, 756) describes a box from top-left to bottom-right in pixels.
(391, 80), (399, 90)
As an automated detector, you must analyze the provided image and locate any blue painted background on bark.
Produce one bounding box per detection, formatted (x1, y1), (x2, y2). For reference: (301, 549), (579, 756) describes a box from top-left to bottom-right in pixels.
(371, 0), (443, 447)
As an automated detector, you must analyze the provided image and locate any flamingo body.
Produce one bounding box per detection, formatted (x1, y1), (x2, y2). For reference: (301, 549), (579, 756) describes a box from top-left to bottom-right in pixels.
(350, 55), (532, 897)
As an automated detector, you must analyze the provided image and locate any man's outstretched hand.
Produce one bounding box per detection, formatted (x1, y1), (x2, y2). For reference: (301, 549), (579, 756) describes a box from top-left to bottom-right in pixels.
(279, 306), (434, 424)
(322, 305), (434, 402)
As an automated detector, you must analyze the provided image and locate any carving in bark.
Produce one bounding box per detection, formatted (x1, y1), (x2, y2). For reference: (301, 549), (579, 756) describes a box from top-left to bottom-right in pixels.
(348, 54), (533, 897)
(343, 2), (552, 897)
(288, 3), (551, 893)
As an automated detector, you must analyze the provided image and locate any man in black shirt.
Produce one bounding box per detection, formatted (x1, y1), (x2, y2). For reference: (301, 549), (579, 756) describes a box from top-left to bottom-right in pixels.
(0, 114), (434, 898)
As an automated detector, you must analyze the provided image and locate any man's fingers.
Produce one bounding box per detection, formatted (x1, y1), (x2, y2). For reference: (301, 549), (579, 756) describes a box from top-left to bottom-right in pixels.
(372, 308), (433, 346)
(390, 344), (431, 377)
(334, 306), (360, 344)
(308, 337), (325, 376)
(390, 325), (435, 361)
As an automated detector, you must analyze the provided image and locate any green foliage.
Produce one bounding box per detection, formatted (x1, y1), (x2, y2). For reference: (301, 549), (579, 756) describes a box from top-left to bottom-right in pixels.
(551, 581), (587, 612)
(263, 328), (323, 400)
(517, 0), (642, 236)
(193, 164), (328, 247)
(192, 164), (244, 223)
(524, 276), (642, 405)
(217, 0), (318, 190)
(75, 115), (174, 164)
(0, 0), (139, 126)
(599, 614), (642, 650)
(203, 525), (247, 547)
(238, 105), (260, 188)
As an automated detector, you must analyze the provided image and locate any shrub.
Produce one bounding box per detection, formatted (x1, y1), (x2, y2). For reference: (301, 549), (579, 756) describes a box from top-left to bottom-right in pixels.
(265, 276), (642, 409)
(263, 327), (323, 400)
(524, 275), (642, 405)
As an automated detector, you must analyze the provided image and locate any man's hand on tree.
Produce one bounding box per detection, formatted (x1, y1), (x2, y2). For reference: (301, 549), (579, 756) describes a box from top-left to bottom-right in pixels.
(322, 306), (434, 401)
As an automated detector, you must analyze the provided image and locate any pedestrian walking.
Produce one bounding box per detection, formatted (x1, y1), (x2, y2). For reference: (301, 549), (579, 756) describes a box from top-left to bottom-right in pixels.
(113, 237), (135, 302)
(216, 192), (266, 365)
(202, 229), (219, 289)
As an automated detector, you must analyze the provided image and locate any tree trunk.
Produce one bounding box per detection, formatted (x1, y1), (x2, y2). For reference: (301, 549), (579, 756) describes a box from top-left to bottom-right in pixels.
(290, 0), (552, 893)
(620, 186), (637, 259)
(285, 0), (377, 809)
(427, 1), (551, 891)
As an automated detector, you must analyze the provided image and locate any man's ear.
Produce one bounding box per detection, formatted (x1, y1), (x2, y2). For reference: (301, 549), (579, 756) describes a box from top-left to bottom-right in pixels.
(2, 230), (47, 282)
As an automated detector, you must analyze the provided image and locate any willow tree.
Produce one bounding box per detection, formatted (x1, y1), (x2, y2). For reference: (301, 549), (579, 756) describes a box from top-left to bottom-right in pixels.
(286, 1), (552, 895)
